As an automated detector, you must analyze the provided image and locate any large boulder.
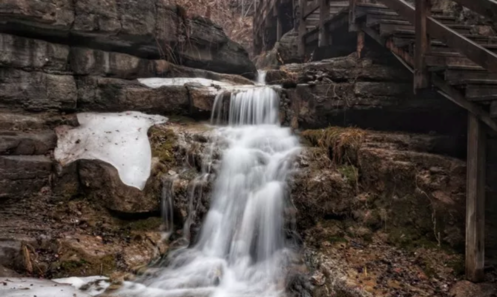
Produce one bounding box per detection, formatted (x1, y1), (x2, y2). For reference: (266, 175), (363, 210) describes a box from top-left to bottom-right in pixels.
(254, 29), (301, 69)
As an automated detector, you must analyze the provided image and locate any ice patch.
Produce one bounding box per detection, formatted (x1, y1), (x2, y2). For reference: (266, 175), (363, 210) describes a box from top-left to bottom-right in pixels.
(53, 276), (110, 296)
(138, 77), (233, 88)
(54, 111), (167, 190)
(0, 278), (92, 297)
(137, 77), (260, 93)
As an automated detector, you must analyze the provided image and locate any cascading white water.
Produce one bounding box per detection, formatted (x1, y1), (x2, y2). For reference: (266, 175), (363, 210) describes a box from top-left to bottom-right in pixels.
(116, 84), (300, 297)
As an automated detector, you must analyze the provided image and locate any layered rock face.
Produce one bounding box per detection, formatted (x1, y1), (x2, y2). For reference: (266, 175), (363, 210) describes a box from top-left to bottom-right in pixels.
(274, 53), (466, 136)
(0, 0), (256, 78)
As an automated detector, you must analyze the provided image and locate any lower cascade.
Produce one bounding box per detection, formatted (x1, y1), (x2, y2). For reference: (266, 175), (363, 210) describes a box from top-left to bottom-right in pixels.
(117, 85), (300, 296)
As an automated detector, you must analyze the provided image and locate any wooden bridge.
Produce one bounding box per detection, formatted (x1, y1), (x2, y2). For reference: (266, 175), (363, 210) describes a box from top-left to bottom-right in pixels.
(254, 0), (497, 283)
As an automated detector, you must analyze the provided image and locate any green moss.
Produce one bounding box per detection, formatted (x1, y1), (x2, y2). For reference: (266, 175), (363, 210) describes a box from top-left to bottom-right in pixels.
(54, 254), (116, 278)
(338, 165), (358, 187)
(149, 126), (178, 164)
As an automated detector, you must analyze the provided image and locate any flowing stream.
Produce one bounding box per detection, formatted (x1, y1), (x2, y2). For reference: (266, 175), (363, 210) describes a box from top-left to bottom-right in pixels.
(117, 79), (301, 297)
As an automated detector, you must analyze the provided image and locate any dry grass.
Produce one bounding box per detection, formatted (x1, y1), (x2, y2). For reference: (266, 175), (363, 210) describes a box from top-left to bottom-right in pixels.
(301, 127), (366, 165)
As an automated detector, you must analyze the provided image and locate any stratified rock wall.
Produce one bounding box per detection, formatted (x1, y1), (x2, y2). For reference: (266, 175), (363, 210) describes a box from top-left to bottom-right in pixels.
(0, 0), (256, 78)
(275, 53), (466, 136)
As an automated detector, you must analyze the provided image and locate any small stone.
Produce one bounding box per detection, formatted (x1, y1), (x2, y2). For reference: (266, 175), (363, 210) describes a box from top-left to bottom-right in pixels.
(310, 270), (326, 286)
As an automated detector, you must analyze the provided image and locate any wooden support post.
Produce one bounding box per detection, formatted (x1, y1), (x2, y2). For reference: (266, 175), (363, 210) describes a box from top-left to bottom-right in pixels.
(466, 113), (486, 283)
(319, 0), (331, 47)
(414, 0), (431, 91)
(491, 102), (497, 118)
(357, 30), (365, 58)
(298, 0), (307, 56)
(349, 0), (358, 31)
(276, 6), (282, 41)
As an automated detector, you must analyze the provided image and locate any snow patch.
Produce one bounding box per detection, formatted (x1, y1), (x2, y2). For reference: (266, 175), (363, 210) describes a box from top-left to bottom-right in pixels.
(0, 278), (92, 297)
(138, 77), (233, 88)
(53, 276), (110, 296)
(54, 111), (167, 190)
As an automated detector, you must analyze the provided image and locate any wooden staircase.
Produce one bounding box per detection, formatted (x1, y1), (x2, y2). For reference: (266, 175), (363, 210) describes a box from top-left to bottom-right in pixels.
(253, 0), (497, 284)
(295, 0), (497, 283)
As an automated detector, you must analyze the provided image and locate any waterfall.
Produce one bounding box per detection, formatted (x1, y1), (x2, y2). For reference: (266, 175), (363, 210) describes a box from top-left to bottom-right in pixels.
(117, 85), (300, 297)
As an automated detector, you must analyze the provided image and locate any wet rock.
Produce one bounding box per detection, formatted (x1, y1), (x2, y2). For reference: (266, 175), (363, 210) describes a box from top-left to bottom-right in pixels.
(0, 68), (77, 111)
(0, 264), (19, 277)
(78, 160), (161, 214)
(186, 84), (219, 117)
(76, 76), (190, 114)
(69, 47), (151, 78)
(278, 29), (300, 64)
(0, 33), (69, 72)
(265, 70), (297, 86)
(0, 155), (52, 199)
(0, 130), (56, 155)
(0, 112), (48, 130)
(0, 239), (23, 272)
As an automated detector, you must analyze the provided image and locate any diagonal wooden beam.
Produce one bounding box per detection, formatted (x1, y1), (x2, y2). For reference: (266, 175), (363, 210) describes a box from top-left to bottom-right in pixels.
(379, 0), (497, 72)
(304, 0), (320, 19)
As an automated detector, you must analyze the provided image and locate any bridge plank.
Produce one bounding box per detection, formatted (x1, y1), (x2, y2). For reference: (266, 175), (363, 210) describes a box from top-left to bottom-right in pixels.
(466, 85), (497, 100)
(445, 69), (497, 85)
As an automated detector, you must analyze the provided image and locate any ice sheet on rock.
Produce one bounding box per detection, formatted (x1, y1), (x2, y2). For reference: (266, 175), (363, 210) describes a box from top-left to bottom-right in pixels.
(53, 276), (110, 296)
(0, 277), (92, 297)
(137, 78), (259, 93)
(54, 111), (167, 190)
(138, 77), (233, 88)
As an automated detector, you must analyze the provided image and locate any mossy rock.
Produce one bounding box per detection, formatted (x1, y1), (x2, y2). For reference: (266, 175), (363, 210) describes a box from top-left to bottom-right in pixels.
(52, 253), (117, 278)
(149, 126), (178, 165)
